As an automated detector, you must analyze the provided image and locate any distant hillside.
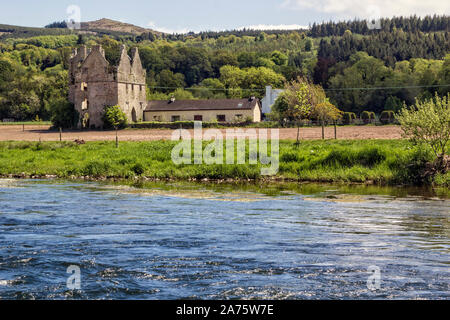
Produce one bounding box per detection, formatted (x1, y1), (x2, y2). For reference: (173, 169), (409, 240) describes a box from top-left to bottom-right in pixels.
(0, 23), (73, 39)
(80, 18), (162, 36)
(0, 18), (161, 40)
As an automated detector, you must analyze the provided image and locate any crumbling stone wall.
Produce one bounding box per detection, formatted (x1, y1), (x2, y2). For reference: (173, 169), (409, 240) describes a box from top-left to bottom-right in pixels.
(69, 45), (146, 128)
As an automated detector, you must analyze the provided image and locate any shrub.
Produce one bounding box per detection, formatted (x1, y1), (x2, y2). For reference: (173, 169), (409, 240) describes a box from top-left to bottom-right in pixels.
(342, 112), (357, 125)
(396, 93), (450, 165)
(380, 110), (395, 124)
(102, 105), (127, 129)
(390, 148), (434, 185)
(131, 163), (145, 176)
(361, 111), (375, 124)
(49, 99), (78, 129)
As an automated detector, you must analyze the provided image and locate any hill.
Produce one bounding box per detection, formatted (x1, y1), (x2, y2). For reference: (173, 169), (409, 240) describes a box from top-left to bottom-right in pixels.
(80, 18), (162, 36)
(0, 18), (161, 39)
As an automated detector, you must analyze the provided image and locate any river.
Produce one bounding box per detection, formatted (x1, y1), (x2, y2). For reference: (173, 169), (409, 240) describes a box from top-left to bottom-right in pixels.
(0, 179), (448, 299)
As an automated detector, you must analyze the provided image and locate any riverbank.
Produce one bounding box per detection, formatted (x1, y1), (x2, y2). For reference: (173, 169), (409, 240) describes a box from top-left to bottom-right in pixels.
(0, 140), (448, 187)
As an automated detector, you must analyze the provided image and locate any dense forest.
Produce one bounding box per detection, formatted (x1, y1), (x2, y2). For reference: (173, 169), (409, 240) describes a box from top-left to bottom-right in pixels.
(0, 15), (449, 121)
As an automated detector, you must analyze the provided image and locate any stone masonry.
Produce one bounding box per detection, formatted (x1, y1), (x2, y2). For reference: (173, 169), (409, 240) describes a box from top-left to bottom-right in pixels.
(69, 45), (147, 128)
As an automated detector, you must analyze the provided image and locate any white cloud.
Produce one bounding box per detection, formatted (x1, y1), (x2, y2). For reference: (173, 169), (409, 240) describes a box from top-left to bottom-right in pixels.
(237, 24), (309, 30)
(282, 0), (450, 19)
(146, 21), (191, 34)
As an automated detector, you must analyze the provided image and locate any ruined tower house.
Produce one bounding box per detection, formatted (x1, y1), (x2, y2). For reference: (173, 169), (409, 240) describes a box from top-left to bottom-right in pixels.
(68, 45), (147, 128)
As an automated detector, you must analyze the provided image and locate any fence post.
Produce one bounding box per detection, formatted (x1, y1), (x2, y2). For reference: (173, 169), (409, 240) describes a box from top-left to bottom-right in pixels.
(59, 127), (62, 142)
(334, 121), (337, 139)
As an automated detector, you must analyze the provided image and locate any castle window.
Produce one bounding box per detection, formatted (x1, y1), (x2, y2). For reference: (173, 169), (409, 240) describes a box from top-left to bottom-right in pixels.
(81, 82), (87, 91)
(82, 99), (89, 110)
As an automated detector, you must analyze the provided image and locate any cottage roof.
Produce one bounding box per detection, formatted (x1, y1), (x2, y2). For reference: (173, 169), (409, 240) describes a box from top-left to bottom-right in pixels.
(145, 98), (260, 112)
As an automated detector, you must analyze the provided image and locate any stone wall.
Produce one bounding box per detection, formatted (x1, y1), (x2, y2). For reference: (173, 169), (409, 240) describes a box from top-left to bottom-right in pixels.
(69, 45), (146, 128)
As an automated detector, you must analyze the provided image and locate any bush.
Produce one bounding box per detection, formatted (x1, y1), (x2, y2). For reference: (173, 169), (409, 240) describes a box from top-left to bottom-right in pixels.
(396, 93), (450, 163)
(380, 110), (395, 124)
(49, 99), (79, 129)
(342, 112), (357, 125)
(361, 111), (376, 124)
(131, 163), (145, 176)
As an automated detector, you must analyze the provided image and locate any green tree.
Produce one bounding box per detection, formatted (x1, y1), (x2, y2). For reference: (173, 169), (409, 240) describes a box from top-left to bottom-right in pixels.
(103, 105), (128, 148)
(170, 88), (196, 100)
(156, 70), (186, 93)
(49, 98), (78, 129)
(271, 50), (288, 66)
(311, 100), (343, 139)
(396, 94), (450, 167)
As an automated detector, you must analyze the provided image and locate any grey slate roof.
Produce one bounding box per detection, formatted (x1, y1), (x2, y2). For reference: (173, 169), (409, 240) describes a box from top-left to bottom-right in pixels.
(145, 98), (260, 112)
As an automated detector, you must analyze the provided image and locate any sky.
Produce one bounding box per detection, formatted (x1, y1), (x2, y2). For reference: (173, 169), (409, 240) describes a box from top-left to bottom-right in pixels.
(0, 0), (449, 33)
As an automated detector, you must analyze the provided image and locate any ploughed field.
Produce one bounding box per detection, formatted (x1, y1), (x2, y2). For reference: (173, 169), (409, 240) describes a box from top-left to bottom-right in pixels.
(0, 125), (403, 141)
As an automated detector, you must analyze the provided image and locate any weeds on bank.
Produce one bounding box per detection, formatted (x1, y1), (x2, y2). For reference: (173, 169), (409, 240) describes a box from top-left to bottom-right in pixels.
(0, 139), (447, 186)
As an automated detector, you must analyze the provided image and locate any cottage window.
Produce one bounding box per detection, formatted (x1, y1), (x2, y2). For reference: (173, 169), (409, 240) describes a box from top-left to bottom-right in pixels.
(194, 115), (203, 121)
(171, 115), (181, 122)
(153, 116), (161, 122)
(217, 115), (226, 122)
(235, 114), (243, 120)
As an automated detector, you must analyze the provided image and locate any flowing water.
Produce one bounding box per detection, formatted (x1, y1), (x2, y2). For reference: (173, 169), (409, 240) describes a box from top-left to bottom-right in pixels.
(0, 179), (448, 299)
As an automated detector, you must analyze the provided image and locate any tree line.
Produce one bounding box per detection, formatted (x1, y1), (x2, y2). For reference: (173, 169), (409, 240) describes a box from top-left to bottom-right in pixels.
(0, 15), (449, 122)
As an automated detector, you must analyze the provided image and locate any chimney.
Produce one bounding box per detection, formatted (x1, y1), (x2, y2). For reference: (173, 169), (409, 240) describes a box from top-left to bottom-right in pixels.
(92, 45), (105, 58)
(169, 97), (176, 103)
(78, 45), (88, 60)
(266, 85), (272, 103)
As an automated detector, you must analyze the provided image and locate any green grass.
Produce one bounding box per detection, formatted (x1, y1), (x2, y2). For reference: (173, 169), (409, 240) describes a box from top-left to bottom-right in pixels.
(0, 139), (447, 187)
(0, 121), (51, 126)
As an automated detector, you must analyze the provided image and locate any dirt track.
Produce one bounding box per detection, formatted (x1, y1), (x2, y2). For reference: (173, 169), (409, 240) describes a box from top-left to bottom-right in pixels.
(0, 125), (403, 141)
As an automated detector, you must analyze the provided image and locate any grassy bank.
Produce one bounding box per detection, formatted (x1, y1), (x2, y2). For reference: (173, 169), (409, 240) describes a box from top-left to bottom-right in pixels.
(0, 140), (448, 187)
(0, 121), (51, 126)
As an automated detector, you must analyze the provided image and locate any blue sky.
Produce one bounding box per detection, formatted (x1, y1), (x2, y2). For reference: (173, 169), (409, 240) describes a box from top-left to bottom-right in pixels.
(1, 0), (448, 33)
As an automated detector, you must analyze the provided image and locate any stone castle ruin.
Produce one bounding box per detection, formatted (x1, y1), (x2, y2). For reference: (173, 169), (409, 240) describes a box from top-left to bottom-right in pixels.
(69, 45), (147, 128)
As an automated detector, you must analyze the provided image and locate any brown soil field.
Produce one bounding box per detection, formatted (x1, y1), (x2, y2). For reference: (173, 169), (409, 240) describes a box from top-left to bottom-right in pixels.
(0, 125), (403, 142)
